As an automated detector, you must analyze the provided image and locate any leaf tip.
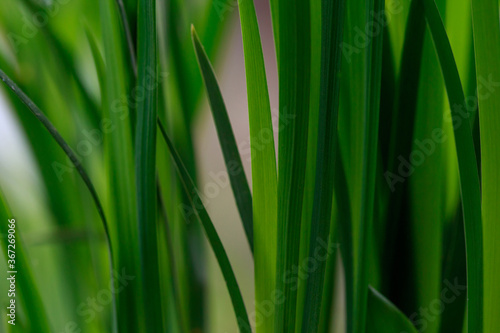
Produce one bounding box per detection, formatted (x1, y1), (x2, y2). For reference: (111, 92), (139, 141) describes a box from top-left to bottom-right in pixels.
(191, 24), (197, 40)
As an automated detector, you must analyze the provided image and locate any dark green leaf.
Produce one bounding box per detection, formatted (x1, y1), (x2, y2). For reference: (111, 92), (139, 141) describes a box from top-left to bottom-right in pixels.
(300, 1), (345, 332)
(135, 0), (163, 330)
(191, 26), (254, 253)
(158, 121), (251, 333)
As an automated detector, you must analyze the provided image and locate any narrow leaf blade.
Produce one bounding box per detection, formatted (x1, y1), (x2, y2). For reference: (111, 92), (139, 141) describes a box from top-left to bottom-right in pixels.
(236, 0), (279, 331)
(135, 0), (163, 331)
(159, 121), (251, 333)
(470, 0), (500, 330)
(421, 1), (483, 331)
(300, 0), (346, 332)
(191, 26), (254, 252)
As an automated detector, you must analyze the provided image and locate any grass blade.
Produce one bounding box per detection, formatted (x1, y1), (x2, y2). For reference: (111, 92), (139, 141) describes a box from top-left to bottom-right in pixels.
(300, 0), (345, 332)
(158, 1), (208, 329)
(157, 183), (188, 333)
(470, 0), (500, 331)
(135, 0), (163, 331)
(354, 0), (385, 332)
(274, 0), (311, 330)
(99, 0), (141, 330)
(235, 0), (279, 330)
(158, 121), (251, 333)
(191, 27), (254, 252)
(295, 0), (322, 328)
(408, 13), (446, 332)
(421, 0), (483, 331)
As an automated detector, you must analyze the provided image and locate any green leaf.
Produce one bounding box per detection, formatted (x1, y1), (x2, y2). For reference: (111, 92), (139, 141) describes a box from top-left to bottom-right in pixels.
(191, 26), (254, 253)
(157, 184), (188, 333)
(235, 0), (278, 330)
(158, 121), (251, 333)
(470, 0), (500, 331)
(366, 286), (418, 333)
(409, 29), (445, 333)
(99, 0), (141, 330)
(421, 0), (483, 332)
(295, 0), (321, 328)
(300, 1), (345, 332)
(135, 0), (163, 331)
(354, 0), (385, 332)
(273, 0), (311, 331)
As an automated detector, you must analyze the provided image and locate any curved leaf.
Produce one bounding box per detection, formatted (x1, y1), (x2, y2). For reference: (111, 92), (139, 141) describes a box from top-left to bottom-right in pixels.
(367, 286), (418, 333)
(158, 121), (251, 333)
(421, 0), (483, 332)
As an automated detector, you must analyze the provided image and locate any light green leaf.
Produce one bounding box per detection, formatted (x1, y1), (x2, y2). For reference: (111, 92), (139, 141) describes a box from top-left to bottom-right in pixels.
(236, 0), (278, 331)
(470, 0), (500, 331)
